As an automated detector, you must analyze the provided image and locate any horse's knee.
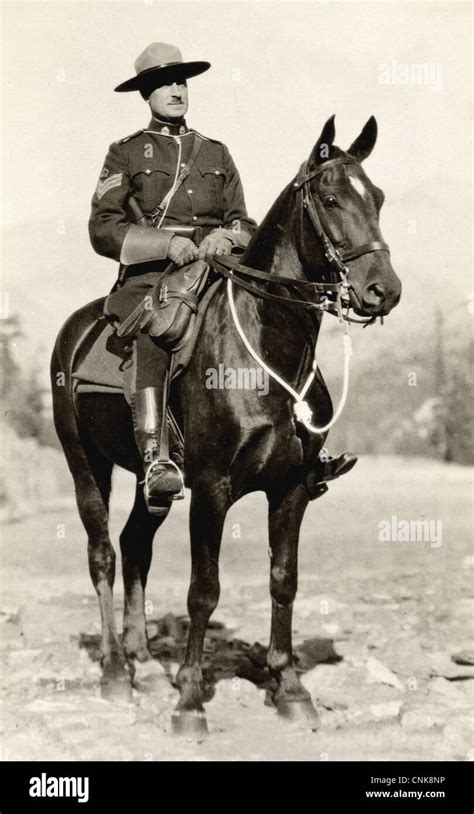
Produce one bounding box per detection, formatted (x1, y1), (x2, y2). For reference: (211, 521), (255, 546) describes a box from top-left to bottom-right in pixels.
(270, 565), (296, 607)
(119, 533), (139, 561)
(119, 531), (151, 558)
(88, 536), (116, 585)
(188, 593), (219, 619)
(78, 496), (109, 537)
(188, 576), (220, 618)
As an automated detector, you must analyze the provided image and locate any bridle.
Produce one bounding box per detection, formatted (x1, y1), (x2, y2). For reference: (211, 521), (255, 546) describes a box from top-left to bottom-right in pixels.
(294, 156), (390, 319)
(212, 155), (391, 327)
(210, 154), (392, 435)
(295, 156), (390, 271)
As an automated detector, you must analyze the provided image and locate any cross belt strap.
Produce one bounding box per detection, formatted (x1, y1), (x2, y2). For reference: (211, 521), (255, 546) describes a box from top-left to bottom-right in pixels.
(148, 135), (203, 226)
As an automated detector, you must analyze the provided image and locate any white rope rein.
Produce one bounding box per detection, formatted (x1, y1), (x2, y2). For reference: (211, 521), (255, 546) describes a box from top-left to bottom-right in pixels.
(227, 278), (353, 435)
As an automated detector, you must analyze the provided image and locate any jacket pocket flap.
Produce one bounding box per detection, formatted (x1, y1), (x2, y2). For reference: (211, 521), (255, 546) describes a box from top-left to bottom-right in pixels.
(131, 167), (170, 179)
(198, 165), (226, 178)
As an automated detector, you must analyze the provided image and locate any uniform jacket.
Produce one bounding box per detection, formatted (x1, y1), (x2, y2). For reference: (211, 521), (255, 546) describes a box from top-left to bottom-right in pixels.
(89, 116), (257, 267)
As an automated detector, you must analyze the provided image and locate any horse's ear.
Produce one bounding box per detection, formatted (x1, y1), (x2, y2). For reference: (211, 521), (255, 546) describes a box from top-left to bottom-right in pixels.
(347, 116), (377, 162)
(309, 115), (336, 167)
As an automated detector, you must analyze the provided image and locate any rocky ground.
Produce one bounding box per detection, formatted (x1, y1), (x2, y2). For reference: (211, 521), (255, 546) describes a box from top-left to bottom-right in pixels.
(1, 456), (472, 761)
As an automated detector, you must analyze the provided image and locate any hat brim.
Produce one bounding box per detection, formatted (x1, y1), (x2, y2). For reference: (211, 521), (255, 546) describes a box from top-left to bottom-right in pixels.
(114, 61), (211, 92)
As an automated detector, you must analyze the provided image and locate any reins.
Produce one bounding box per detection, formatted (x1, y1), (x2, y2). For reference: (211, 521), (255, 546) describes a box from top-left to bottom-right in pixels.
(226, 277), (353, 435)
(211, 156), (391, 435)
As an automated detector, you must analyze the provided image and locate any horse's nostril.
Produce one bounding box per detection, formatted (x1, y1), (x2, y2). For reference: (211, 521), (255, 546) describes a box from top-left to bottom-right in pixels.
(369, 282), (385, 300)
(361, 282), (386, 312)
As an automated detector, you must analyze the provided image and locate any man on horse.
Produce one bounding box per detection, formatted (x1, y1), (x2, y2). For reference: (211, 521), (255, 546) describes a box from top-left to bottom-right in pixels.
(89, 41), (356, 511)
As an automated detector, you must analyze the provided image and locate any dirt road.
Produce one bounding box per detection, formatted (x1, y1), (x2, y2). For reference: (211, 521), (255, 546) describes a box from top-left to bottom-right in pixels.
(1, 456), (472, 761)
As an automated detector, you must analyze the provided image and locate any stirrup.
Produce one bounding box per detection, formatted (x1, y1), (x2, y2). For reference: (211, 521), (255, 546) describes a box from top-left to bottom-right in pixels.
(144, 459), (185, 503)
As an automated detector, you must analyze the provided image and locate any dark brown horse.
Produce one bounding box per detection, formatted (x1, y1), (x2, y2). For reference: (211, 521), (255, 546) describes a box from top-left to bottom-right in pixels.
(51, 116), (401, 734)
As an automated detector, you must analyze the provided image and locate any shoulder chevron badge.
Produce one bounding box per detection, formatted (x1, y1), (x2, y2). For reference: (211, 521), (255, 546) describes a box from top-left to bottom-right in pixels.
(95, 172), (123, 201)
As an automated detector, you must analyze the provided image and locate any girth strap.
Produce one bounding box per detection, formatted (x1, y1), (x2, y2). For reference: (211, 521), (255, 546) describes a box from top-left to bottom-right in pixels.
(158, 367), (171, 462)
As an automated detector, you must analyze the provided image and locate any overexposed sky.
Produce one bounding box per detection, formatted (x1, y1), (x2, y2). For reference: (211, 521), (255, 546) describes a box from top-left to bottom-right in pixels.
(2, 0), (471, 225)
(1, 0), (472, 377)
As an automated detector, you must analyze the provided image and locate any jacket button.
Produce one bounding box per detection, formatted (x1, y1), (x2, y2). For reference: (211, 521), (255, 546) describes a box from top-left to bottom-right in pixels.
(188, 189), (193, 194)
(192, 216), (198, 222)
(145, 169), (151, 175)
(214, 170), (220, 176)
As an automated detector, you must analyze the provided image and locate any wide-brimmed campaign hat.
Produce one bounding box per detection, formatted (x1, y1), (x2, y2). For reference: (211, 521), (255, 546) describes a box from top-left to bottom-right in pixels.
(114, 42), (210, 92)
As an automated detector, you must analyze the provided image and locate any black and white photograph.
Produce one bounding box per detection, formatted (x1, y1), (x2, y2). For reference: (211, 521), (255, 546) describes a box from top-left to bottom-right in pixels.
(0, 0), (472, 799)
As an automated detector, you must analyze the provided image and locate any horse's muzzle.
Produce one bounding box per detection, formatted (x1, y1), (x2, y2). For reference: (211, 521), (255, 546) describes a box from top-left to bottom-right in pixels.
(349, 270), (402, 317)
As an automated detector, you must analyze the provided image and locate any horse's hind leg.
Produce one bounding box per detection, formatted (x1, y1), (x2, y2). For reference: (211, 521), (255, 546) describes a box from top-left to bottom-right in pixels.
(73, 446), (131, 700)
(173, 482), (230, 736)
(120, 480), (168, 675)
(266, 483), (319, 728)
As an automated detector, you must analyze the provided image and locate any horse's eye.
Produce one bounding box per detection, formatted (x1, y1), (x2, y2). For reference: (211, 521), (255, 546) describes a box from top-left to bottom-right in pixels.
(323, 196), (337, 208)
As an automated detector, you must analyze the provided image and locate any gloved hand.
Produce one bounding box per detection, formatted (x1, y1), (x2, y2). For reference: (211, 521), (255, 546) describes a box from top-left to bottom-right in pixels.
(198, 232), (233, 260)
(168, 236), (199, 267)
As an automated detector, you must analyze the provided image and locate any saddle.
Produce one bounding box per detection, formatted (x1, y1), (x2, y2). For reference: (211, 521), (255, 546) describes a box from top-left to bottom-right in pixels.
(72, 263), (222, 405)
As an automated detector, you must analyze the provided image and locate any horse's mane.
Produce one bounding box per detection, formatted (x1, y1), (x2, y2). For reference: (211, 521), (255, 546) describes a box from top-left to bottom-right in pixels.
(242, 183), (293, 271)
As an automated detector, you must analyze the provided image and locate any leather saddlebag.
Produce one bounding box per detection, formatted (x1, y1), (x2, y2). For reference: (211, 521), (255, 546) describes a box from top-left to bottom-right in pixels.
(146, 260), (210, 352)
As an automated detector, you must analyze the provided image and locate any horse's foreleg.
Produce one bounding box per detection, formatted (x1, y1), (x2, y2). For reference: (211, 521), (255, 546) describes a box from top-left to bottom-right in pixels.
(267, 483), (318, 727)
(173, 482), (229, 736)
(120, 480), (167, 669)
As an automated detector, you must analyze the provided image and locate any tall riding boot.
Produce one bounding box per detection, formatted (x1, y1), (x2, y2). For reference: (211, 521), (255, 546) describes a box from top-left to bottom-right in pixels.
(315, 447), (358, 483)
(131, 385), (184, 513)
(305, 447), (358, 501)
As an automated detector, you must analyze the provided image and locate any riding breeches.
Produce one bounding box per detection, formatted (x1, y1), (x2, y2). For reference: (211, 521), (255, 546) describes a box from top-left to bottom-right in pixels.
(104, 266), (171, 391)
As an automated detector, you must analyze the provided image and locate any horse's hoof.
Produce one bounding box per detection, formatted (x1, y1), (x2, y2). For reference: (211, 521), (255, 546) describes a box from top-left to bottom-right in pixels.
(171, 711), (209, 738)
(100, 675), (133, 703)
(276, 698), (319, 729)
(132, 658), (169, 694)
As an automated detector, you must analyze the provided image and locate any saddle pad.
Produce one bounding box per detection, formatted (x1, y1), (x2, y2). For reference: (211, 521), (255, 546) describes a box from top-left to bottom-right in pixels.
(73, 320), (132, 383)
(73, 277), (223, 404)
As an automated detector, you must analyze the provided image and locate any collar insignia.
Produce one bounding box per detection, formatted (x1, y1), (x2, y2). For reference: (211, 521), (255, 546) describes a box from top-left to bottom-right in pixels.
(147, 117), (189, 137)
